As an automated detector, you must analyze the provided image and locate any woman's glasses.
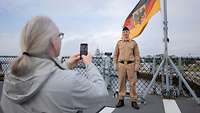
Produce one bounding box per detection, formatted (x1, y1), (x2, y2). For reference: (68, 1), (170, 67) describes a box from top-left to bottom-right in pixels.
(58, 32), (64, 40)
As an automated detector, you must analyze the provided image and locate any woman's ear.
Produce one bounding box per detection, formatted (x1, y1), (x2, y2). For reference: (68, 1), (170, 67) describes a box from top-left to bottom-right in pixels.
(50, 38), (57, 50)
(49, 37), (57, 57)
(50, 37), (61, 57)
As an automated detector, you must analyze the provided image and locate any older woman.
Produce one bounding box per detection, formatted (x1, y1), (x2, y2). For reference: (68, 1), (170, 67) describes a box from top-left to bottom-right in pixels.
(1, 16), (108, 113)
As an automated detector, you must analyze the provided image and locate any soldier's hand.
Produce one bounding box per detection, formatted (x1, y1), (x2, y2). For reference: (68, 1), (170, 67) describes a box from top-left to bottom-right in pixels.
(114, 64), (118, 71)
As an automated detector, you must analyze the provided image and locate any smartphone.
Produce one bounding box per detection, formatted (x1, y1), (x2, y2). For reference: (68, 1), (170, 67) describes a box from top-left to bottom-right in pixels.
(80, 43), (88, 59)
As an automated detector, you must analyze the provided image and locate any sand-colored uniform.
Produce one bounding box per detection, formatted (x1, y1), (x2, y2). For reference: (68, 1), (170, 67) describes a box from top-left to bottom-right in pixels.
(113, 39), (140, 102)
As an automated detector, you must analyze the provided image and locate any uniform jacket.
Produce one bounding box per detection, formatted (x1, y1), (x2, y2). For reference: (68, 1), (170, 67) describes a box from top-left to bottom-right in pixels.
(113, 39), (140, 71)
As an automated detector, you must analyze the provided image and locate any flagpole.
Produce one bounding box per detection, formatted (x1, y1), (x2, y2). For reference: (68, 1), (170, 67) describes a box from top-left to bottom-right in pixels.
(141, 0), (200, 104)
(163, 0), (200, 104)
(163, 0), (170, 93)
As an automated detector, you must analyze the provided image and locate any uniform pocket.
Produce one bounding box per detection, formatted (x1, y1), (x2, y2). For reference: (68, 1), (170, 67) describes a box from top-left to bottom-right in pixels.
(119, 45), (125, 49)
(128, 44), (134, 50)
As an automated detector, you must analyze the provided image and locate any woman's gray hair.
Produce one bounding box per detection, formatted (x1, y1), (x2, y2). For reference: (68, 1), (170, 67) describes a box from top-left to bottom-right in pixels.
(12, 16), (59, 76)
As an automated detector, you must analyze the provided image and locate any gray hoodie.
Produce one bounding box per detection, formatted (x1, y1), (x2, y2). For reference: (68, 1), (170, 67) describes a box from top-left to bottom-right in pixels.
(1, 57), (108, 113)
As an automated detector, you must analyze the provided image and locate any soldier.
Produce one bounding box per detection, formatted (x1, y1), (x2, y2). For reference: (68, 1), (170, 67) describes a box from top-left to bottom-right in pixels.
(113, 27), (140, 109)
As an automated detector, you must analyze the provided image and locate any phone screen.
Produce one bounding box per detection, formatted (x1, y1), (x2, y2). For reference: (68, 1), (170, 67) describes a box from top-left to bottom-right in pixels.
(80, 43), (88, 59)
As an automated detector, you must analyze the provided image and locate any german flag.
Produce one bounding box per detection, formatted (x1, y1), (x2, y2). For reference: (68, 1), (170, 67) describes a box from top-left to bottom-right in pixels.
(124, 0), (160, 39)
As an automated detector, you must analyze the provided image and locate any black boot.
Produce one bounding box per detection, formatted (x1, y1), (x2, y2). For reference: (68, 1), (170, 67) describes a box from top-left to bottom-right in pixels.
(116, 100), (124, 108)
(131, 101), (139, 109)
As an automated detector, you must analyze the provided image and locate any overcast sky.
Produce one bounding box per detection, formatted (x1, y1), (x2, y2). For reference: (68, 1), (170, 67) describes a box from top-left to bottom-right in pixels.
(0, 0), (200, 57)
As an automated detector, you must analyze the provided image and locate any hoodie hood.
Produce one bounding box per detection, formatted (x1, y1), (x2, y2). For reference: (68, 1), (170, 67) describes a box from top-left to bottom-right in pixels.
(2, 57), (63, 104)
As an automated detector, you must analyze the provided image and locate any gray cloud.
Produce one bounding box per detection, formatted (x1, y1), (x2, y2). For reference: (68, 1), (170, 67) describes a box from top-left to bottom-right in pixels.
(0, 0), (200, 57)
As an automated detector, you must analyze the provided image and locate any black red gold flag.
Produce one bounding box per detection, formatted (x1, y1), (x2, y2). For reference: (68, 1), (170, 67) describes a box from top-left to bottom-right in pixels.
(124, 0), (160, 39)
